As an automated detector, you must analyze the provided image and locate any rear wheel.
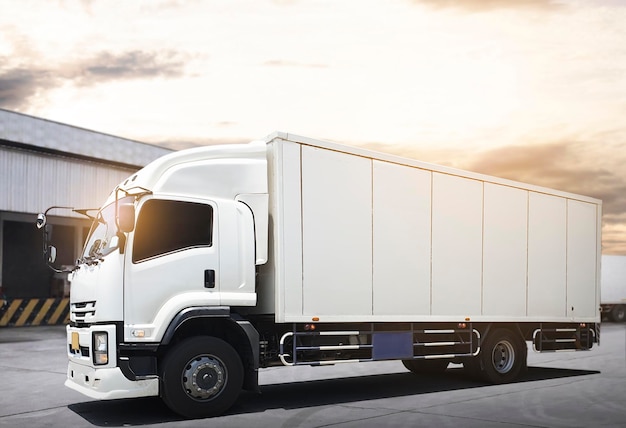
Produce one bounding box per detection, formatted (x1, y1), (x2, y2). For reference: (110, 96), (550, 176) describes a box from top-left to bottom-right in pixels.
(477, 328), (526, 384)
(402, 359), (449, 374)
(611, 305), (626, 322)
(160, 336), (243, 418)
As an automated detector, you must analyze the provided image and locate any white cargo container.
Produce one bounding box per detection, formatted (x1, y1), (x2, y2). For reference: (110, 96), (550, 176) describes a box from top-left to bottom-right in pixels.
(259, 135), (601, 324)
(37, 132), (602, 418)
(601, 255), (626, 322)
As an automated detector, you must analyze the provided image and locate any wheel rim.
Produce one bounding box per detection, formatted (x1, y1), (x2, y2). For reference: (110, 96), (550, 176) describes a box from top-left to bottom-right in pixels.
(182, 355), (227, 400)
(491, 340), (515, 374)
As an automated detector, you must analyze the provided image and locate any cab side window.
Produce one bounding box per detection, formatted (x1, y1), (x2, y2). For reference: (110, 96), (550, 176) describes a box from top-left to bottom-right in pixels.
(133, 200), (213, 263)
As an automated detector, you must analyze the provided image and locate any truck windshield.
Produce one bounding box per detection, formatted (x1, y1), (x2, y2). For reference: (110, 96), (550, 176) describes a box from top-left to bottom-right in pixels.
(81, 196), (134, 261)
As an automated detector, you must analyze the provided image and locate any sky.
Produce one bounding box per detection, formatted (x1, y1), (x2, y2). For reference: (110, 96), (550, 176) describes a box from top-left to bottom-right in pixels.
(1, 0), (625, 254)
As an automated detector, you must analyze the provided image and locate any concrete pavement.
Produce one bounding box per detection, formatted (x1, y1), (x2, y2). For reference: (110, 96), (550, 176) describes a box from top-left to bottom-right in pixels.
(1, 323), (624, 427)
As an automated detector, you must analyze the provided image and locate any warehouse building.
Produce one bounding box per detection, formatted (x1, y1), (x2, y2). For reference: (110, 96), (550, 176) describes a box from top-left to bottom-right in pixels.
(0, 108), (172, 326)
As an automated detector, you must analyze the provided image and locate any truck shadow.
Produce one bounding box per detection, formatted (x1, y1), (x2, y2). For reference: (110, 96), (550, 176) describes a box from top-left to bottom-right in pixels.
(67, 366), (599, 426)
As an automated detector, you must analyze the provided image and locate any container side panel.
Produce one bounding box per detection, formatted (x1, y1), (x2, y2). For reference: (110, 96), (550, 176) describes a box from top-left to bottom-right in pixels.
(528, 193), (567, 317)
(567, 199), (599, 318)
(372, 161), (431, 315)
(431, 173), (482, 316)
(301, 146), (373, 316)
(483, 184), (528, 316)
(279, 142), (304, 318)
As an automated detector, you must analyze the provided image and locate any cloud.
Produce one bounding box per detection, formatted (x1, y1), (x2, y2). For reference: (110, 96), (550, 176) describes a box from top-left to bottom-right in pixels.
(71, 50), (188, 84)
(412, 0), (563, 12)
(0, 68), (56, 110)
(0, 49), (190, 110)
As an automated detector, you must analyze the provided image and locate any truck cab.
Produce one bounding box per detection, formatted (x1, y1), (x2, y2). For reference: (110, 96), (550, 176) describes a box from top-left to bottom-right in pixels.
(57, 142), (268, 414)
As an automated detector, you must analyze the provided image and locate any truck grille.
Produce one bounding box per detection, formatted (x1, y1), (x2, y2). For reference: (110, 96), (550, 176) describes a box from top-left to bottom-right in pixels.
(70, 301), (96, 324)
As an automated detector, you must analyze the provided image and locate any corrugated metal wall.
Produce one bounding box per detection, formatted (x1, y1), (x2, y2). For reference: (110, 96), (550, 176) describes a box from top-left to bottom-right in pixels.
(0, 145), (136, 216)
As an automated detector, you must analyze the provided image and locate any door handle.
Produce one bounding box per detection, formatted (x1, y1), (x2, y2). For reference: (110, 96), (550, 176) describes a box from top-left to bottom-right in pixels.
(204, 269), (215, 288)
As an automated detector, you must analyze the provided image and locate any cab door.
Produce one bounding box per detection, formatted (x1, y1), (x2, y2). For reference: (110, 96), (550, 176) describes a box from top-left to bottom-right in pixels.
(123, 197), (219, 340)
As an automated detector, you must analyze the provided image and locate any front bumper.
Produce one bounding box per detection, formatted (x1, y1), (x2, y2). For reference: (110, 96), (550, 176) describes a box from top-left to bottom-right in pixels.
(66, 360), (158, 400)
(66, 324), (158, 400)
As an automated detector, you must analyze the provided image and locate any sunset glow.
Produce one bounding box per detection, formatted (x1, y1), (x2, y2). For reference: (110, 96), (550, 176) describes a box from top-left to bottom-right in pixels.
(1, 0), (625, 253)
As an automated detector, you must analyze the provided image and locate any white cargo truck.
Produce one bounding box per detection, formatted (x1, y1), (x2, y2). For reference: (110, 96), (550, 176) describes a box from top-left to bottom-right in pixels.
(601, 255), (626, 322)
(37, 132), (602, 418)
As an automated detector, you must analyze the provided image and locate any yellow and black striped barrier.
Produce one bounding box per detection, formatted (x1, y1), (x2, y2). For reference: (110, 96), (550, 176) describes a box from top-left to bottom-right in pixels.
(0, 298), (70, 327)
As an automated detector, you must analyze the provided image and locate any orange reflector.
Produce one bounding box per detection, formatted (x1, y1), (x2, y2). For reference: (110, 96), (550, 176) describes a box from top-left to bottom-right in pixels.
(465, 317), (471, 321)
(312, 317), (320, 322)
(71, 332), (79, 351)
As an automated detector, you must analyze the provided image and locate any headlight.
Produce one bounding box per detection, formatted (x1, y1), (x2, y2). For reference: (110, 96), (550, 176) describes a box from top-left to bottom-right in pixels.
(93, 332), (108, 365)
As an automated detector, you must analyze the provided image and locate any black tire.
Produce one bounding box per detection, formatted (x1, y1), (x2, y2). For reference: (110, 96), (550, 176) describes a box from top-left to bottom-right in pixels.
(160, 336), (243, 418)
(477, 328), (526, 384)
(611, 305), (626, 323)
(402, 358), (449, 374)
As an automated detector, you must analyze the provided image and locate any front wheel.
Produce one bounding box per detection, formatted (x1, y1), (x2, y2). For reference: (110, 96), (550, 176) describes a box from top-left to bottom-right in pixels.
(160, 336), (243, 418)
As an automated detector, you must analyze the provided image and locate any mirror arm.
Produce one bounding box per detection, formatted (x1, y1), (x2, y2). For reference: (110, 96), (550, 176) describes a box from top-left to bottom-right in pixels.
(43, 205), (74, 216)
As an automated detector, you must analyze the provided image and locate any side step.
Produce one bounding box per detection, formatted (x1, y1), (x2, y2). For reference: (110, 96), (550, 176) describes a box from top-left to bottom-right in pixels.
(279, 323), (480, 366)
(532, 323), (596, 352)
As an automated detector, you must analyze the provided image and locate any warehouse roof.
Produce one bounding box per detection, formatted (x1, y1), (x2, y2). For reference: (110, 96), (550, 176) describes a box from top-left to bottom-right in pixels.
(0, 108), (172, 168)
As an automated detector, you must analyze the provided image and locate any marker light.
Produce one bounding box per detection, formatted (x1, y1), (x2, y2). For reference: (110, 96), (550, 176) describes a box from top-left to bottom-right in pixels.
(93, 332), (108, 365)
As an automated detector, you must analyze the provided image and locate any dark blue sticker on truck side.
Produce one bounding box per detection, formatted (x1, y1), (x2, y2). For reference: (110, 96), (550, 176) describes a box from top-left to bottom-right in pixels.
(372, 332), (414, 360)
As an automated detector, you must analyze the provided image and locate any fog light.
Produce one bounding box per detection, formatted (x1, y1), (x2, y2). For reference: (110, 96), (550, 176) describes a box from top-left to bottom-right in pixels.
(93, 332), (108, 365)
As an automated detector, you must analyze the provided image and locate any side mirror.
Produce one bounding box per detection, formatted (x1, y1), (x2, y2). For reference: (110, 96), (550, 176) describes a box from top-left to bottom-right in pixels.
(118, 203), (135, 233)
(35, 206), (77, 274)
(36, 213), (46, 229)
